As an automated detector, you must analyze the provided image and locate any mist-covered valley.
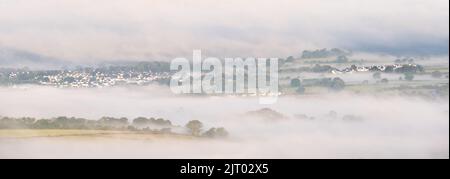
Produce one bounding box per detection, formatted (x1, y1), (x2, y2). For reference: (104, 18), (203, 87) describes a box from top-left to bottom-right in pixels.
(1, 0), (449, 159)
(0, 85), (448, 158)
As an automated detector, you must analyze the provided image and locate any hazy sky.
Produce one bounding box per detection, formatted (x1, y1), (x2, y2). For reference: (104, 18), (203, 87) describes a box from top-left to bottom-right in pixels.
(0, 0), (448, 62)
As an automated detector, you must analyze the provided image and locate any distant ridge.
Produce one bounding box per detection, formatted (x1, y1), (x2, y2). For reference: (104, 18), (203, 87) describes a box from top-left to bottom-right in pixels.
(0, 47), (69, 70)
(301, 48), (352, 59)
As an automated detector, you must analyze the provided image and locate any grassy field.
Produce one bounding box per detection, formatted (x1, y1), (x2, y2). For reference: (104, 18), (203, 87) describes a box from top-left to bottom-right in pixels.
(0, 129), (195, 140)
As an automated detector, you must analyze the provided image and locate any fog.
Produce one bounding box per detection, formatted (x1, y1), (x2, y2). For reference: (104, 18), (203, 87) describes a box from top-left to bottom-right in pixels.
(1, 0), (448, 159)
(0, 86), (448, 158)
(0, 0), (448, 62)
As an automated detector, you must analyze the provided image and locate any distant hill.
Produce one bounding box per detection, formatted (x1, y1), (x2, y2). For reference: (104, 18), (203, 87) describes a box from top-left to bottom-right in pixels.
(301, 48), (352, 59)
(0, 47), (68, 70)
(245, 108), (288, 121)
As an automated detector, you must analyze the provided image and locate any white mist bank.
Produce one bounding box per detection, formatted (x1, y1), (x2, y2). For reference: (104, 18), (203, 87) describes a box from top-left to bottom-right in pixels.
(0, 86), (448, 158)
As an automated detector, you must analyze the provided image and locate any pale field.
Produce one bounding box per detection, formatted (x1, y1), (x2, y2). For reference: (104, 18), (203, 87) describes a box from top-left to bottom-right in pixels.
(0, 129), (195, 141)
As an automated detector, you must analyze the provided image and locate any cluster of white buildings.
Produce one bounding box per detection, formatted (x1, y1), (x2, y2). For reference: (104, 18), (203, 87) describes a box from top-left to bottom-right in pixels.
(332, 64), (420, 74)
(38, 71), (171, 88)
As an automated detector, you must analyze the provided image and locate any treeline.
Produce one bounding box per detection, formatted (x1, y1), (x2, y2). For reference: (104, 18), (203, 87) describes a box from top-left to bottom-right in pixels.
(0, 116), (170, 131)
(280, 64), (336, 73)
(96, 61), (171, 73)
(290, 77), (346, 93)
(0, 116), (228, 138)
(301, 48), (351, 59)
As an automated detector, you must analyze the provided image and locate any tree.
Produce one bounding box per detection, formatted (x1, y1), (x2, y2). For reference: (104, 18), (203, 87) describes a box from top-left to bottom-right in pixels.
(185, 120), (203, 136)
(202, 127), (229, 138)
(215, 127), (229, 138)
(290, 78), (306, 94)
(312, 64), (334, 73)
(34, 119), (55, 129)
(296, 86), (306, 94)
(329, 77), (345, 91)
(202, 128), (217, 138)
(160, 128), (172, 134)
(384, 66), (395, 73)
(380, 78), (389, 84)
(327, 111), (338, 119)
(290, 78), (301, 87)
(98, 117), (129, 129)
(404, 73), (415, 81)
(133, 117), (149, 126)
(372, 72), (381, 79)
(286, 56), (295, 62)
(127, 125), (137, 131)
(336, 55), (348, 63)
(155, 118), (172, 126)
(431, 71), (443, 78)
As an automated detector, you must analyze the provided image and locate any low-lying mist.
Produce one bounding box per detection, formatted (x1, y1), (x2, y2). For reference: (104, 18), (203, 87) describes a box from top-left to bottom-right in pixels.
(0, 85), (448, 158)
